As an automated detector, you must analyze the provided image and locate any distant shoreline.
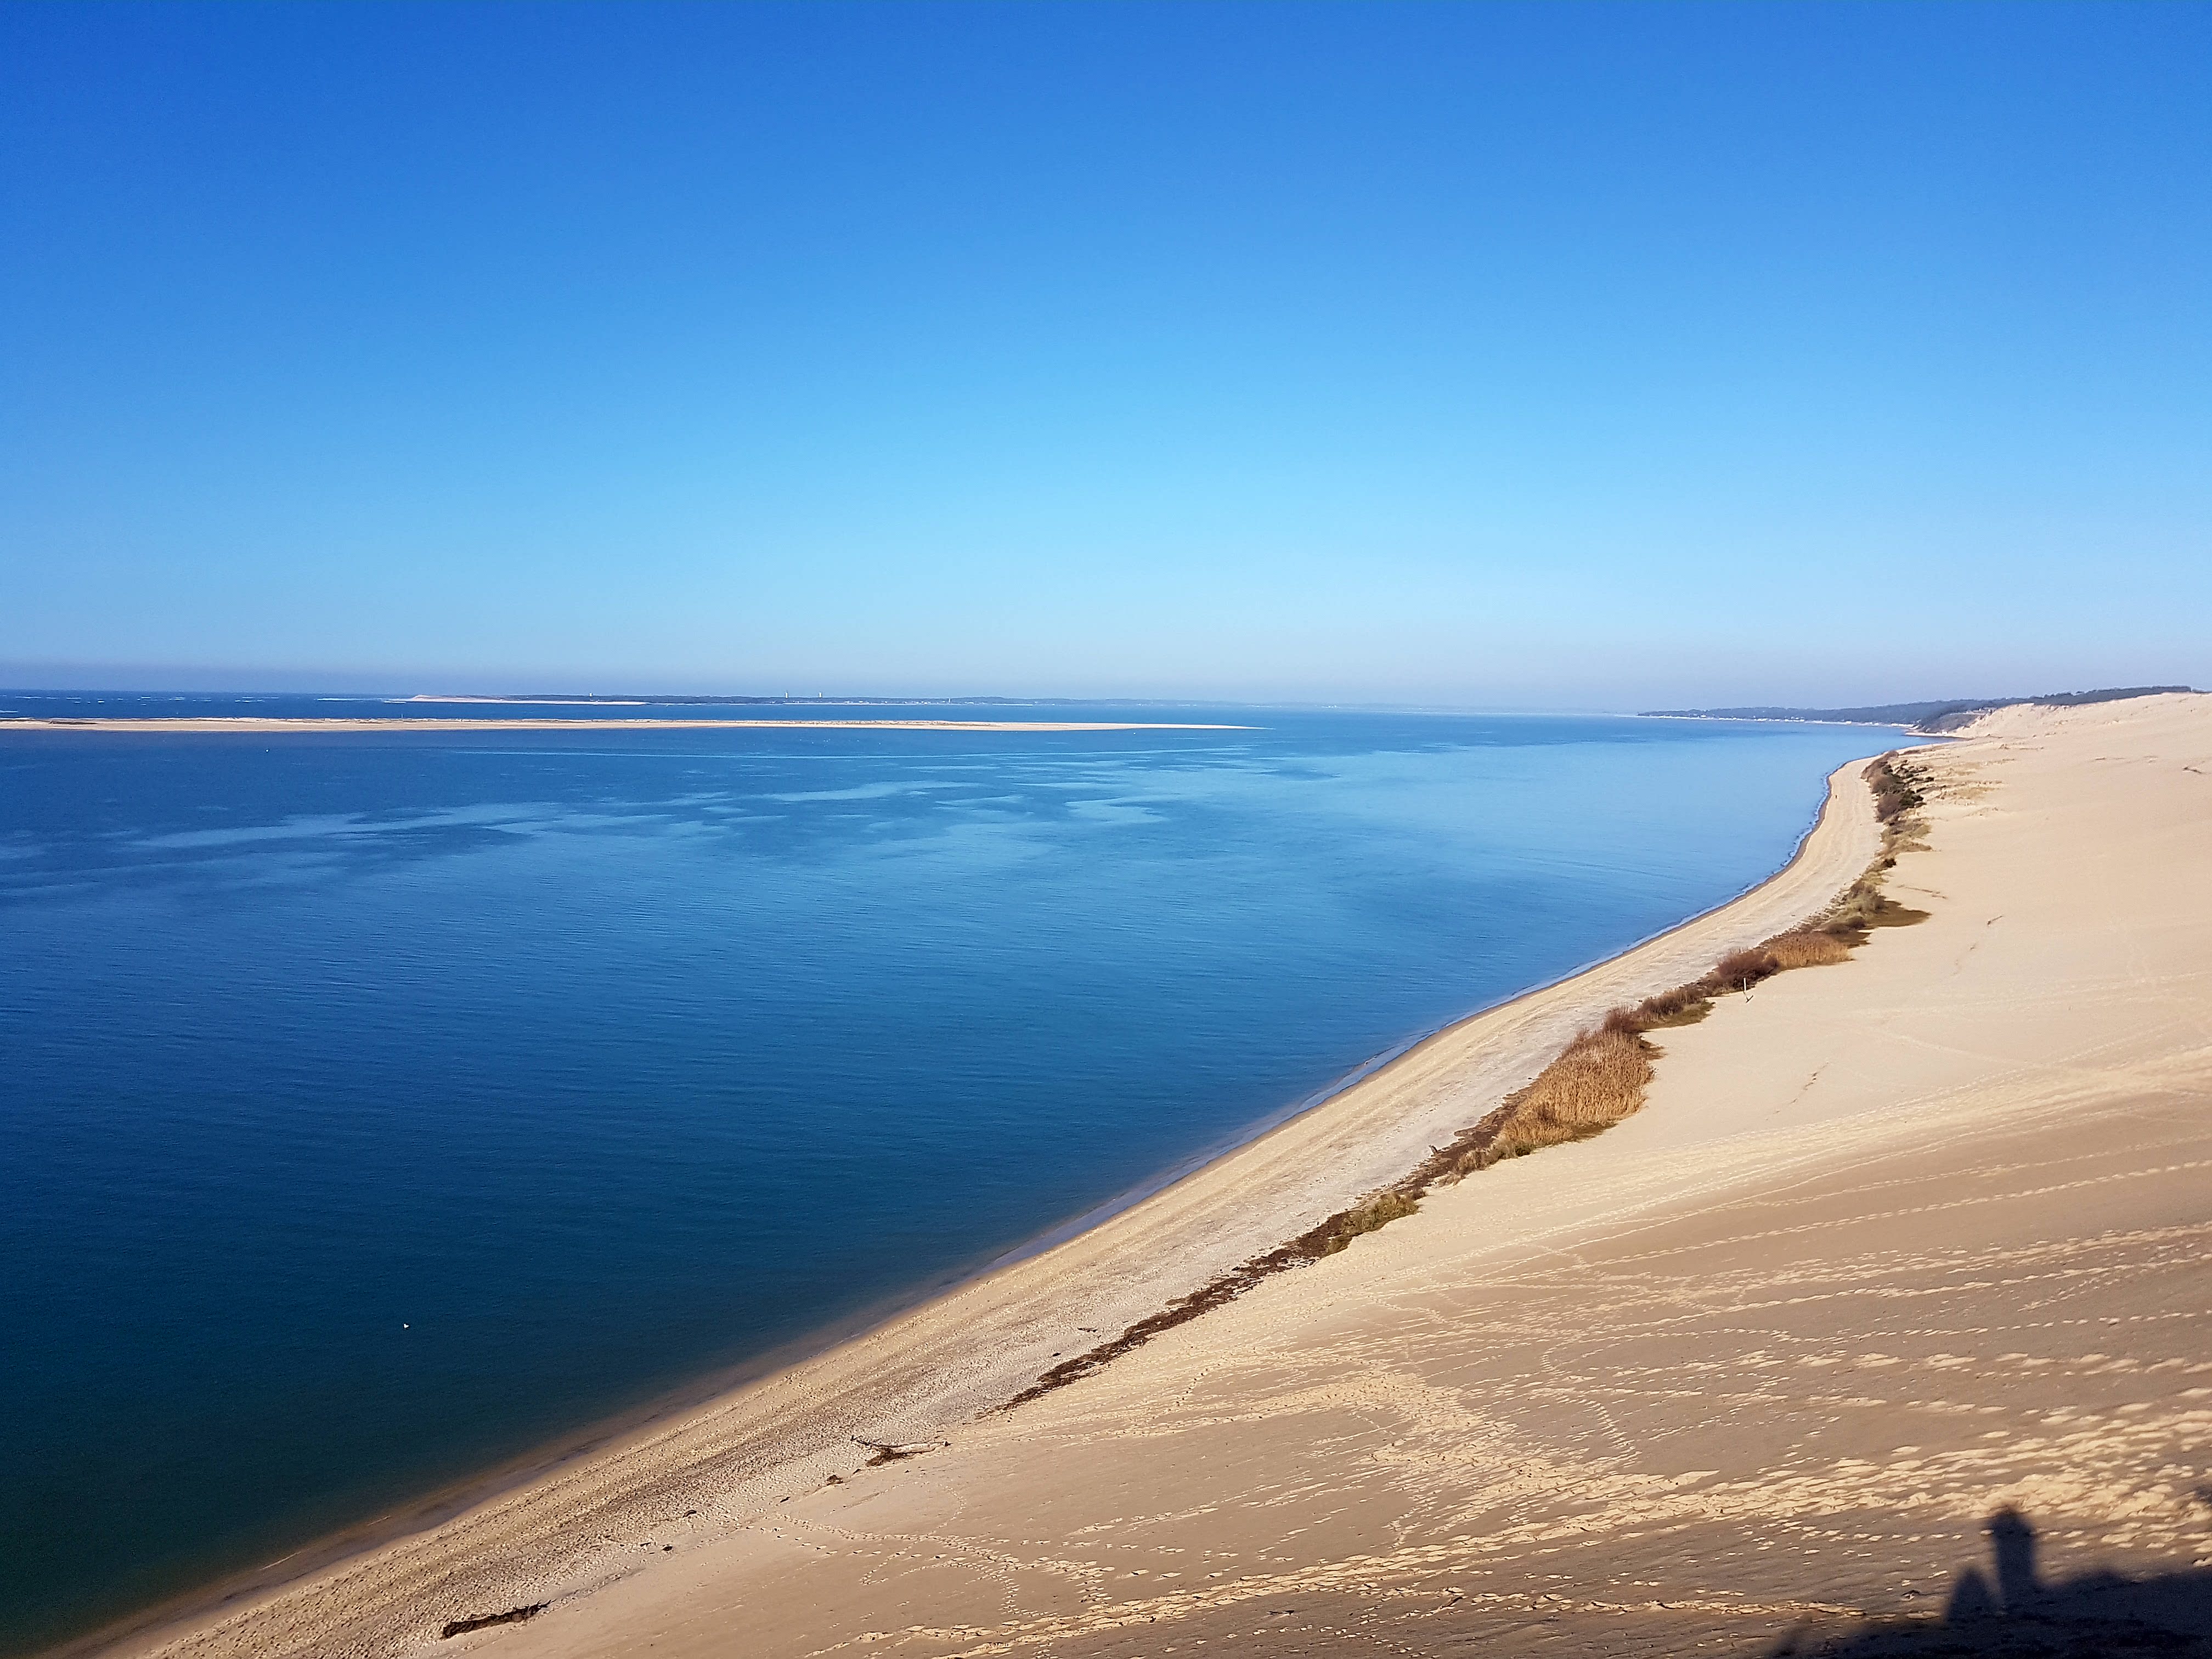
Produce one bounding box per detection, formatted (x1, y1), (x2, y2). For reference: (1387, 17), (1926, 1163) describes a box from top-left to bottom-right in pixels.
(1640, 684), (2194, 733)
(0, 717), (1251, 734)
(1637, 713), (1915, 729)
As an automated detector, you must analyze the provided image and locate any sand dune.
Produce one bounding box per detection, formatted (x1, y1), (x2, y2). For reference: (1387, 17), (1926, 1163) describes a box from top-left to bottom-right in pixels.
(103, 694), (2212, 1658)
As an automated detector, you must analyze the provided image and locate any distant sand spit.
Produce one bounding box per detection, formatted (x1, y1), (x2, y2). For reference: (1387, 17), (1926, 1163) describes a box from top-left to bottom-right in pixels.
(92, 695), (2212, 1659)
(0, 718), (1247, 733)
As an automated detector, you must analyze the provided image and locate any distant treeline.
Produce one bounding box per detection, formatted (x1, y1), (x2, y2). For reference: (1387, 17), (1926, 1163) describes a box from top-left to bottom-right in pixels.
(1643, 685), (2196, 734)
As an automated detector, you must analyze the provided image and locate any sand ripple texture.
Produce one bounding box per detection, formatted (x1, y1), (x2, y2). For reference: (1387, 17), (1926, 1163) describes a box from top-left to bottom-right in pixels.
(109, 695), (2212, 1659)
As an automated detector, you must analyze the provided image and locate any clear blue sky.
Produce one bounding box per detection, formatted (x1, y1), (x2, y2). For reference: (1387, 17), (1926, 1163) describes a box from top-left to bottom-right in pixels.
(3, 2), (2205, 706)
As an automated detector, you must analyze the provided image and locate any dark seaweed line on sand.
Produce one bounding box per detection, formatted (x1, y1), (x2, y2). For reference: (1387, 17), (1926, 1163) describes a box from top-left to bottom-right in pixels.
(997, 754), (1932, 1415)
(439, 1603), (545, 1639)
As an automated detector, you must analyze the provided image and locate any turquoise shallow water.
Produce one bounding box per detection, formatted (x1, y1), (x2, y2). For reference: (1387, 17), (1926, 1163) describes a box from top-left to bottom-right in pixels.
(0, 698), (1897, 1651)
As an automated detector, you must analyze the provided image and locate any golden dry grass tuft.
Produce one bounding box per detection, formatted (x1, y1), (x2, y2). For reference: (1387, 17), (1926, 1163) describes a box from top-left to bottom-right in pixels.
(1627, 983), (1715, 1028)
(1824, 878), (1930, 935)
(1515, 1025), (1656, 1131)
(1421, 1024), (1658, 1179)
(1483, 1025), (1656, 1159)
(1763, 928), (1857, 970)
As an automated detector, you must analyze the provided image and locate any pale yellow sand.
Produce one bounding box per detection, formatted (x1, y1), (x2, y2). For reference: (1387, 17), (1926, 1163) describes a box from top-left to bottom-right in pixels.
(101, 695), (2212, 1658)
(0, 718), (1245, 733)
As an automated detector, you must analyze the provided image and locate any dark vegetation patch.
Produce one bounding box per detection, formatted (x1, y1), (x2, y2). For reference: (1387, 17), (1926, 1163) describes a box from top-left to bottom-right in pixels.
(997, 752), (1937, 1415)
(441, 1604), (547, 1639)
(852, 1437), (946, 1465)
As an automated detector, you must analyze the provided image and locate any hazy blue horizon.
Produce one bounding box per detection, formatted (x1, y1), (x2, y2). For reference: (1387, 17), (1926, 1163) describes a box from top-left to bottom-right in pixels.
(4, 680), (2159, 719)
(3, 653), (2203, 723)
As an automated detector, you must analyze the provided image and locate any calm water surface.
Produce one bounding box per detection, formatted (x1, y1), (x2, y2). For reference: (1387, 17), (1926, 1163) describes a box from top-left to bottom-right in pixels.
(0, 697), (1897, 1651)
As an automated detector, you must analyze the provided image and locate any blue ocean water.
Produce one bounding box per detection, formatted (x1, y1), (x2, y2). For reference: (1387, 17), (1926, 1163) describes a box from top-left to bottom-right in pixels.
(0, 698), (1897, 1652)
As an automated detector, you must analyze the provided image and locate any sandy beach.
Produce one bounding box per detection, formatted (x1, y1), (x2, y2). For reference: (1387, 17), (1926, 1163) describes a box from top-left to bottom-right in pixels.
(0, 719), (1246, 734)
(90, 693), (2212, 1659)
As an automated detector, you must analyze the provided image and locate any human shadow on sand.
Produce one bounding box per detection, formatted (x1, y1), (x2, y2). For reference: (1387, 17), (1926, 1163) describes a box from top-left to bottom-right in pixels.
(1764, 1505), (2212, 1656)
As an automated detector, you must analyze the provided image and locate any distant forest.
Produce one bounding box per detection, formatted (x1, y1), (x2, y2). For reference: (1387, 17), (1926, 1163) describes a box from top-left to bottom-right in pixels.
(1643, 685), (2196, 733)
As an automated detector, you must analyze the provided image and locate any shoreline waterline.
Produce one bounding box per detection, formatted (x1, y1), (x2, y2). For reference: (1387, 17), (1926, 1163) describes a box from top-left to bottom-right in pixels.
(977, 738), (1909, 1277)
(64, 745), (1903, 1659)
